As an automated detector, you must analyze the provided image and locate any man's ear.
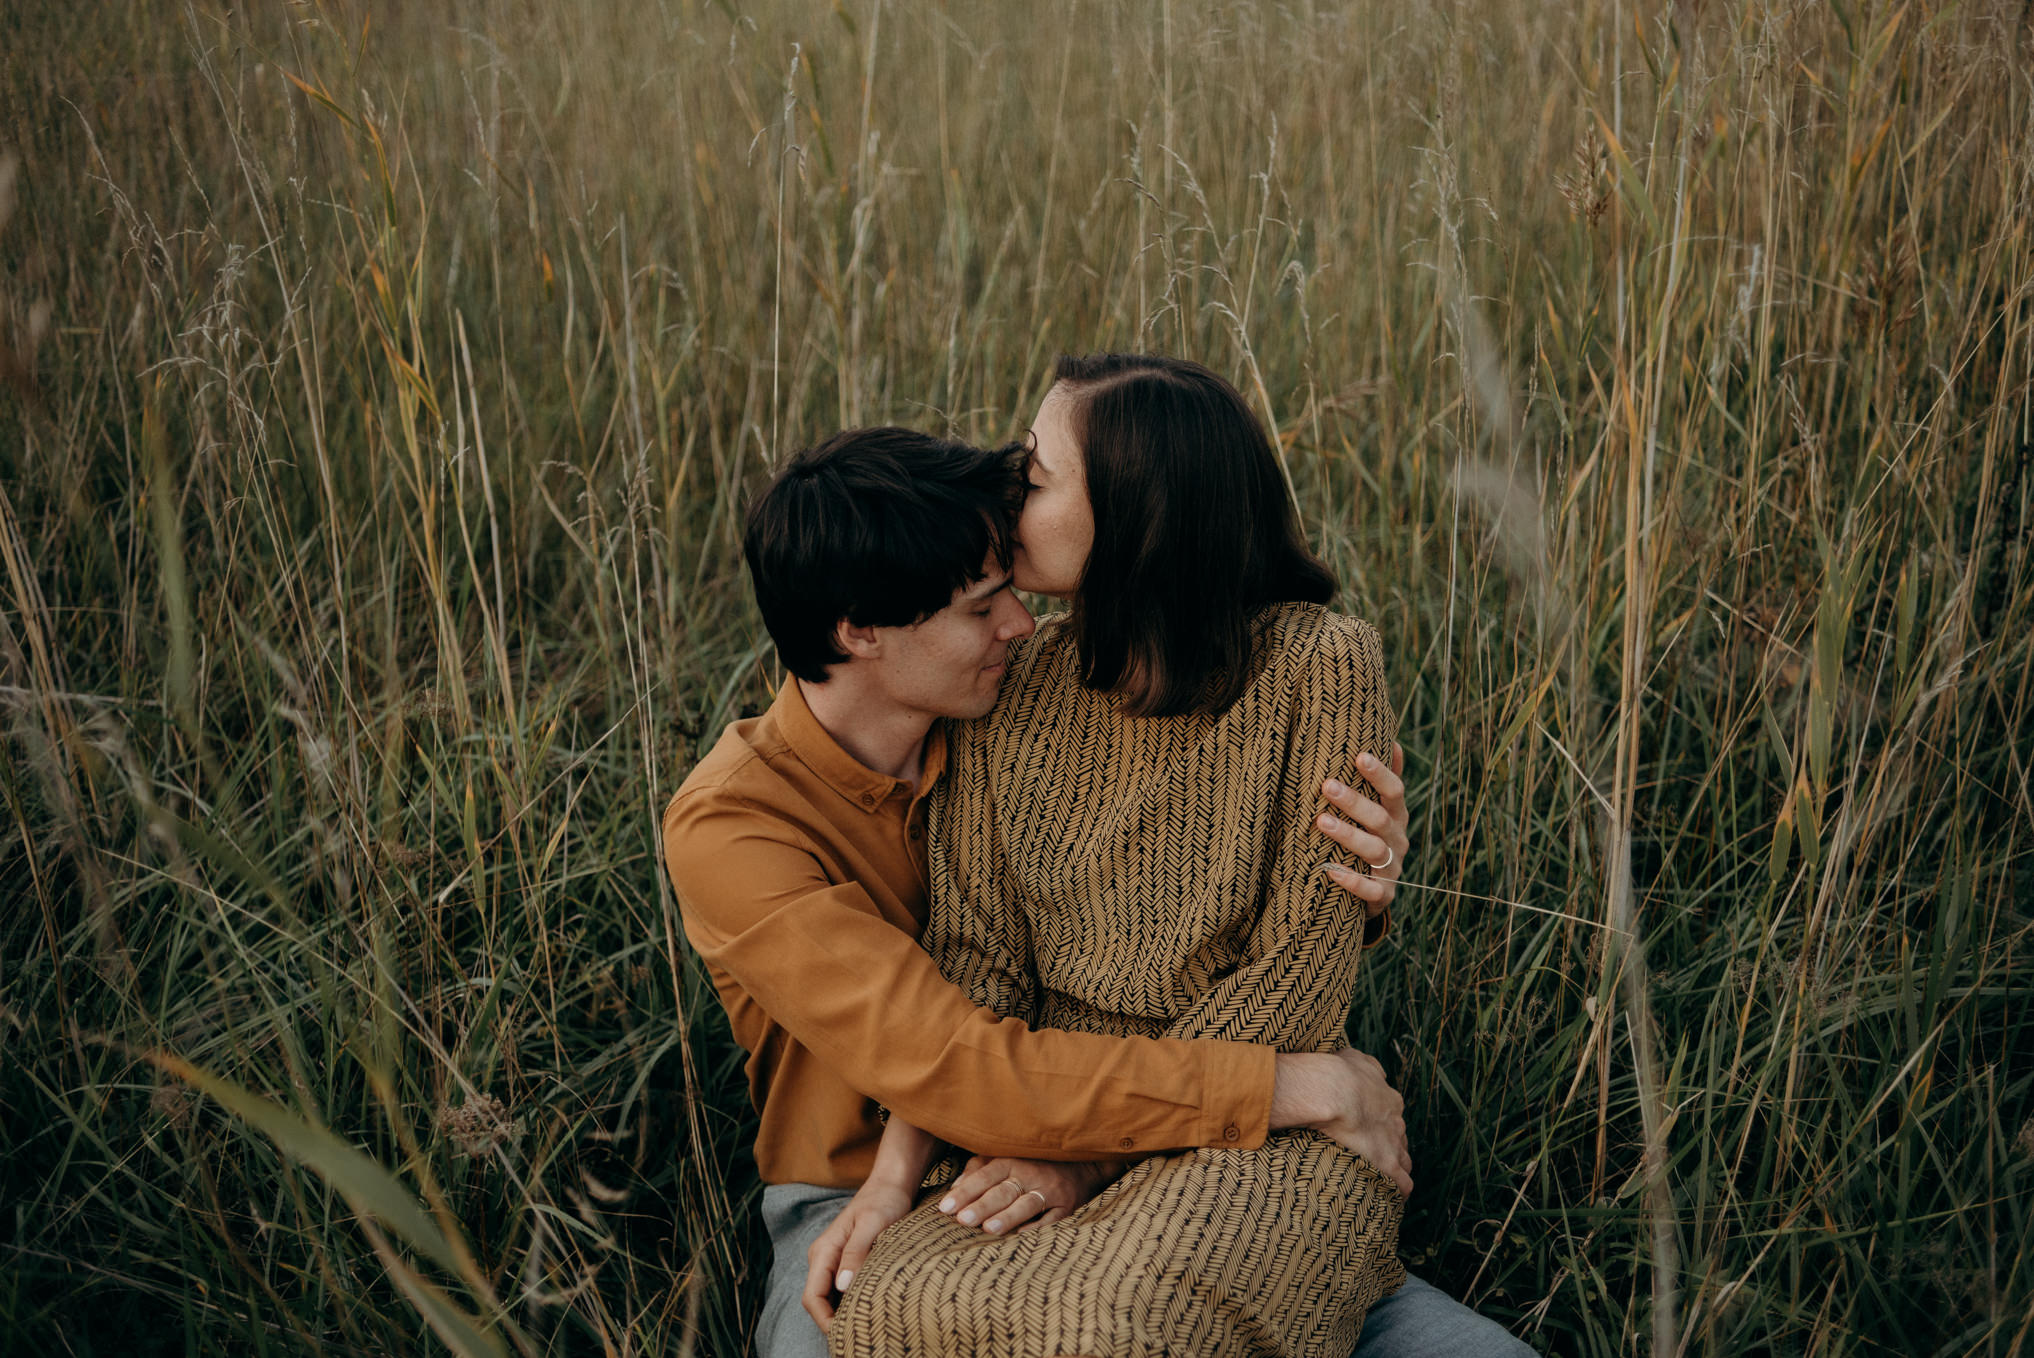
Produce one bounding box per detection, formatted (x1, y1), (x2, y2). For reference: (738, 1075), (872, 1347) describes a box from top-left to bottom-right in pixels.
(835, 617), (883, 662)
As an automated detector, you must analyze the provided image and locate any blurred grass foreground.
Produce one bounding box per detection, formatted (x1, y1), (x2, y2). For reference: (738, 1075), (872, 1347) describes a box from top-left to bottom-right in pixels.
(1, 0), (2030, 1353)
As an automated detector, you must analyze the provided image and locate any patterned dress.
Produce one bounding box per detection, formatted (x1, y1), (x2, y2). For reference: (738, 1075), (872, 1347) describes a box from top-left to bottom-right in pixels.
(826, 602), (1406, 1358)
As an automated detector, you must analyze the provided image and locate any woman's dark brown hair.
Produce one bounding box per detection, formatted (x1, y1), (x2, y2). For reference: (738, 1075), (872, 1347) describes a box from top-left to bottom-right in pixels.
(1052, 353), (1335, 717)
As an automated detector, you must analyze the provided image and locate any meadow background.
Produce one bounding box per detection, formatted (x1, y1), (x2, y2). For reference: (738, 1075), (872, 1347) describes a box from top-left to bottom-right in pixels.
(2, 0), (2030, 1353)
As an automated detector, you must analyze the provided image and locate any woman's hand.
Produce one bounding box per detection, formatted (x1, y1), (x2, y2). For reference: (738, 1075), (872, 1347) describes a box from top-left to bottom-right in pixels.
(803, 1176), (917, 1331)
(937, 1155), (1124, 1234)
(1317, 741), (1409, 917)
(803, 1117), (942, 1330)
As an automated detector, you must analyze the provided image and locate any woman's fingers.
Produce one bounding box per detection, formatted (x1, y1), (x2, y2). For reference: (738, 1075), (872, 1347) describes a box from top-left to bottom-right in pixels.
(803, 1220), (848, 1330)
(1322, 750), (1411, 886)
(1323, 779), (1407, 850)
(1315, 812), (1390, 869)
(940, 1156), (1004, 1215)
(942, 1157), (1031, 1224)
(1324, 862), (1392, 906)
(983, 1184), (1052, 1234)
(1357, 746), (1408, 820)
(955, 1177), (1025, 1228)
(838, 1209), (889, 1284)
(1337, 787), (1405, 851)
(1319, 802), (1397, 914)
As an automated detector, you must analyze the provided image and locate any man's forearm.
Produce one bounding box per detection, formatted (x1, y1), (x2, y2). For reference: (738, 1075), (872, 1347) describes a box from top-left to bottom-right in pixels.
(1268, 1051), (1344, 1129)
(1267, 1049), (1414, 1197)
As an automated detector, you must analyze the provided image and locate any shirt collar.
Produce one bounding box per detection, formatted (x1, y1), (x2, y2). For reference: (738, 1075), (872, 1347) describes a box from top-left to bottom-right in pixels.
(772, 678), (948, 813)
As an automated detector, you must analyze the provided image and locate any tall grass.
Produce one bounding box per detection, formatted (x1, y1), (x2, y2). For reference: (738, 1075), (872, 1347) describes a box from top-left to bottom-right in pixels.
(1, 1), (2028, 1353)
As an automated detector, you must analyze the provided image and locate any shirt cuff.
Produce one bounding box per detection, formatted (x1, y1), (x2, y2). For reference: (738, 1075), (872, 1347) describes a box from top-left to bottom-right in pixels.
(1195, 1040), (1276, 1151)
(1361, 906), (1391, 950)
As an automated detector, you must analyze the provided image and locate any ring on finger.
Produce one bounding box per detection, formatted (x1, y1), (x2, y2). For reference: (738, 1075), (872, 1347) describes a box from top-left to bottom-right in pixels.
(1369, 844), (1394, 870)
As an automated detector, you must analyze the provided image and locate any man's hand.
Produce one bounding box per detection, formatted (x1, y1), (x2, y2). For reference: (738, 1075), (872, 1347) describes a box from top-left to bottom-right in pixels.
(937, 1154), (1124, 1234)
(802, 1177), (916, 1331)
(1317, 742), (1409, 918)
(1270, 1048), (1413, 1199)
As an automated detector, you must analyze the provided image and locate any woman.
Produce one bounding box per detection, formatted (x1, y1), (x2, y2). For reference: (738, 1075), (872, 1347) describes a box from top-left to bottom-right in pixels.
(821, 354), (1404, 1358)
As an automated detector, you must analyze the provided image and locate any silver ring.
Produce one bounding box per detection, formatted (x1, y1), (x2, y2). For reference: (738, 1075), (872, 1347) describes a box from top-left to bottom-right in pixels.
(1371, 845), (1394, 871)
(1013, 1187), (1047, 1207)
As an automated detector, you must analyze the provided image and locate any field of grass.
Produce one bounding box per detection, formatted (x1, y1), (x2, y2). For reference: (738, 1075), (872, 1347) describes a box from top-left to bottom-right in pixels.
(2, 0), (2030, 1353)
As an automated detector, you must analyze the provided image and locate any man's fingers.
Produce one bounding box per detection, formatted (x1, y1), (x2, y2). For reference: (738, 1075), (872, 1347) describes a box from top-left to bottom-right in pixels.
(1365, 1140), (1413, 1200)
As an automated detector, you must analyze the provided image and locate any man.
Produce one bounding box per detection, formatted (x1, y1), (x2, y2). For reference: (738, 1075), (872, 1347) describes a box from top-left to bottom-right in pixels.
(662, 426), (1530, 1357)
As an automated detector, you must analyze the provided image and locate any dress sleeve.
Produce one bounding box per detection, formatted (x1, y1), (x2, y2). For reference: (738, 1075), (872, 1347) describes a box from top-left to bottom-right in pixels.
(1160, 614), (1396, 1050)
(921, 719), (1039, 1024)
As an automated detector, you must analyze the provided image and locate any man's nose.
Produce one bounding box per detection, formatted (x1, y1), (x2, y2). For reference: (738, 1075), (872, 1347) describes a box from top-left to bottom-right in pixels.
(998, 592), (1036, 640)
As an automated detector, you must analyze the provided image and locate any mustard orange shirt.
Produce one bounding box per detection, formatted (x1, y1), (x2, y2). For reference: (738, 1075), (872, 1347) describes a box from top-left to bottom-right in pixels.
(661, 677), (1276, 1187)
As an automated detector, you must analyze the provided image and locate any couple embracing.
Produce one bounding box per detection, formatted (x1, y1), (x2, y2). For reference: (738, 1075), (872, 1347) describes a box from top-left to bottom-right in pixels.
(663, 354), (1535, 1358)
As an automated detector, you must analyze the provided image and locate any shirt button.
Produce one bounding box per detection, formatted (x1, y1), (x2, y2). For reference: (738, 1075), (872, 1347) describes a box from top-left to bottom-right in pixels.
(859, 792), (876, 808)
(1223, 1125), (1240, 1142)
(1119, 1137), (1136, 1150)
(908, 825), (923, 840)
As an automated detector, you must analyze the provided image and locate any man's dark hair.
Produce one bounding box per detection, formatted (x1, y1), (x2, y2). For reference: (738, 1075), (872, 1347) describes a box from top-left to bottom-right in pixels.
(744, 427), (1025, 683)
(1051, 352), (1336, 718)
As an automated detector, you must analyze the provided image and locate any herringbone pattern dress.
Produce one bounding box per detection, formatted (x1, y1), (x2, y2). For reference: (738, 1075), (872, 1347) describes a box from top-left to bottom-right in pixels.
(827, 603), (1405, 1358)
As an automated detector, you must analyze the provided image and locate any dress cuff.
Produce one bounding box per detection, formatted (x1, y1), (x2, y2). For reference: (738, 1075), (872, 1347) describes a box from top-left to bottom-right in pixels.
(1361, 906), (1391, 950)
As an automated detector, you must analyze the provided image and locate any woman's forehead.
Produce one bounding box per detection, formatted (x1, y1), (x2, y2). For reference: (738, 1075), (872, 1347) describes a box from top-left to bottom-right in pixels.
(1029, 388), (1079, 473)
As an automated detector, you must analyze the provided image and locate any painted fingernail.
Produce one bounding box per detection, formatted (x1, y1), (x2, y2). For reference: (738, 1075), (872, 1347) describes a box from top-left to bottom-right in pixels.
(836, 1270), (854, 1290)
(985, 1220), (1003, 1234)
(1358, 753), (1379, 768)
(958, 1210), (977, 1225)
(1324, 779), (1346, 795)
(939, 1197), (956, 1213)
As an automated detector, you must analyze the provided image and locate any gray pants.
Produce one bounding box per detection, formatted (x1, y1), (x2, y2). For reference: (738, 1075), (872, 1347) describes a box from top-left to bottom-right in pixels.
(757, 1181), (1537, 1358)
(757, 1183), (857, 1358)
